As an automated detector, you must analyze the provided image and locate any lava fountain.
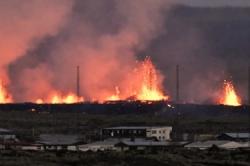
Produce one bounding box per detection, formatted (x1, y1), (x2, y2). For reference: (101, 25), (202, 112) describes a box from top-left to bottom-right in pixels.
(218, 80), (241, 106)
(0, 79), (12, 103)
(106, 57), (169, 101)
(36, 57), (168, 103)
(135, 57), (168, 101)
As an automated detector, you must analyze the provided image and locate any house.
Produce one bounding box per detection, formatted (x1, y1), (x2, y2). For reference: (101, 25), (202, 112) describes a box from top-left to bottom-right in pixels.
(185, 141), (246, 150)
(102, 126), (172, 141)
(217, 133), (250, 141)
(37, 134), (82, 151)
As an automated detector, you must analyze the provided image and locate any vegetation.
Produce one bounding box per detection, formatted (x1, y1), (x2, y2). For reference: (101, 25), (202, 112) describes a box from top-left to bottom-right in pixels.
(0, 148), (249, 166)
(0, 109), (248, 141)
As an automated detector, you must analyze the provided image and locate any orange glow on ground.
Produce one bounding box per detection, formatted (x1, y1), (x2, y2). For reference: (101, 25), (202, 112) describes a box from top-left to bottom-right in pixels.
(36, 92), (84, 104)
(106, 86), (121, 101)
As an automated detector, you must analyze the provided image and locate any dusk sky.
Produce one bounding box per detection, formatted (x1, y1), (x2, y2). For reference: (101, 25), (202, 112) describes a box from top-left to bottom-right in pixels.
(177, 0), (250, 6)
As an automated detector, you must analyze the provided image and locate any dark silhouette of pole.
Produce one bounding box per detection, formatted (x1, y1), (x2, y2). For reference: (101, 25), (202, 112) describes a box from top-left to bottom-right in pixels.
(176, 65), (180, 103)
(76, 66), (80, 98)
(248, 66), (250, 145)
(248, 66), (250, 105)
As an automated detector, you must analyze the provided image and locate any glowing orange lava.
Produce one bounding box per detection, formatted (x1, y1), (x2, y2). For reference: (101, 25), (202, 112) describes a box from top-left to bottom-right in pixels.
(218, 80), (241, 106)
(106, 57), (168, 101)
(0, 79), (12, 103)
(135, 57), (168, 101)
(36, 92), (84, 104)
(106, 86), (120, 101)
(32, 57), (168, 103)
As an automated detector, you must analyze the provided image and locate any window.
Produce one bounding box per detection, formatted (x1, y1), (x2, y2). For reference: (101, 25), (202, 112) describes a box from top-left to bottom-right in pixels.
(159, 130), (161, 134)
(159, 136), (161, 140)
(152, 130), (157, 134)
(163, 130), (165, 134)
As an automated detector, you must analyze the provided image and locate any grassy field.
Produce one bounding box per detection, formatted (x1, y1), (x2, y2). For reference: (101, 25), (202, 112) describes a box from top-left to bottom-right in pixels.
(0, 109), (248, 141)
(0, 149), (249, 166)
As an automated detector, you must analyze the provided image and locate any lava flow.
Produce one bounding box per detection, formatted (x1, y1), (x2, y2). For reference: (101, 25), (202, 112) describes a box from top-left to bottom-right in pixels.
(36, 92), (84, 104)
(0, 79), (12, 103)
(218, 80), (241, 106)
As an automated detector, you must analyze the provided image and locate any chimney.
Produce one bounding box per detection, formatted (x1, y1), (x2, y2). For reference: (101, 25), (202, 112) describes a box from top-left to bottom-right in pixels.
(176, 65), (180, 103)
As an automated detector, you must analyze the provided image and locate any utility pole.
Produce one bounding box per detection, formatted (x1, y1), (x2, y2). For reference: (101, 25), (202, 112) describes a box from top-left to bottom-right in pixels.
(76, 66), (80, 98)
(248, 66), (250, 146)
(248, 66), (250, 105)
(176, 65), (180, 103)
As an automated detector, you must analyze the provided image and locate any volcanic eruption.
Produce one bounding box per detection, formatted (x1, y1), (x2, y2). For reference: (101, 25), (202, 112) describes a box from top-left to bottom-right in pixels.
(0, 1), (248, 105)
(218, 80), (241, 106)
(105, 57), (169, 102)
(134, 57), (168, 101)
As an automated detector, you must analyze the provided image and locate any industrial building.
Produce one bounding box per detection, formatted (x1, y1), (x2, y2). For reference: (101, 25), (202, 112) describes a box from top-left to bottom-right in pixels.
(217, 133), (250, 142)
(101, 126), (172, 141)
(37, 134), (82, 151)
(185, 141), (248, 150)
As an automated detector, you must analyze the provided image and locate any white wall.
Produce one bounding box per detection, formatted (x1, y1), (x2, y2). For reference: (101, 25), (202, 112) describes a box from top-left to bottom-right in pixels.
(146, 127), (172, 141)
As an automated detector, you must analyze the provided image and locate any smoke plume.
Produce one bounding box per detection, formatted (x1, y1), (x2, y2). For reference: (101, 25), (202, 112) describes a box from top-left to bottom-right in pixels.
(3, 1), (249, 104)
(8, 0), (172, 102)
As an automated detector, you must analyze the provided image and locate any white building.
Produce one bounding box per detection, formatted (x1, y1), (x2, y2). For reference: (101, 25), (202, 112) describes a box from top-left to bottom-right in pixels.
(146, 126), (172, 141)
(102, 126), (172, 141)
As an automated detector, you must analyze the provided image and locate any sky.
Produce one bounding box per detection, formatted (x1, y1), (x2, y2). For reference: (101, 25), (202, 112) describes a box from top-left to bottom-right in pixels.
(178, 0), (250, 7)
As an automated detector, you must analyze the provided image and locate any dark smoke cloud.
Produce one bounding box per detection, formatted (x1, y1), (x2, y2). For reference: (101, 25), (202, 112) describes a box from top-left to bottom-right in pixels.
(145, 5), (250, 103)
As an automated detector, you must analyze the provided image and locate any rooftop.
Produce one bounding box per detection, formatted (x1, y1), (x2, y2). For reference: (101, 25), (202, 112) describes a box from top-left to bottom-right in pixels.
(104, 126), (172, 130)
(224, 133), (250, 139)
(37, 134), (81, 145)
(0, 128), (13, 134)
(116, 140), (171, 147)
(185, 141), (246, 149)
